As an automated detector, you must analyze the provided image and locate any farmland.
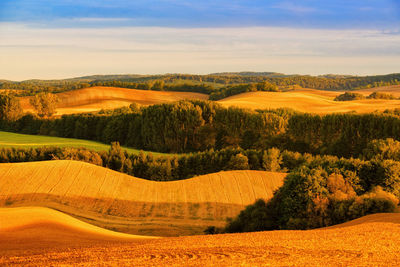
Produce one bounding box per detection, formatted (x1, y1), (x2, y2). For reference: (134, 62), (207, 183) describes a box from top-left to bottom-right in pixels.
(2, 0), (400, 264)
(217, 87), (400, 114)
(0, 160), (286, 236)
(1, 208), (400, 266)
(16, 85), (400, 116)
(19, 86), (209, 115)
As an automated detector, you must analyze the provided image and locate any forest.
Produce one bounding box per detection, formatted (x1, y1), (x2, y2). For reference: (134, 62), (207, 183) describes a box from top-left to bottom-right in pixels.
(2, 72), (400, 97)
(3, 98), (400, 159)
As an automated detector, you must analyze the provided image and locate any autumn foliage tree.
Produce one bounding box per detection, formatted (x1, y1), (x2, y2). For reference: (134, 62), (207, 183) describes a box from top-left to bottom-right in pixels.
(0, 93), (23, 121)
(30, 92), (58, 117)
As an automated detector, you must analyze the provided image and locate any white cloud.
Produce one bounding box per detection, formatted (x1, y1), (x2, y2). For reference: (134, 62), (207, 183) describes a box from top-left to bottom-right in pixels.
(0, 23), (399, 80)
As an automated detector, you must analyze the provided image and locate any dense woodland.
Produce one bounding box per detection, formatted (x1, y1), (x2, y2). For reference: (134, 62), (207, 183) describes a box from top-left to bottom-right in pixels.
(3, 99), (400, 159)
(2, 72), (400, 97)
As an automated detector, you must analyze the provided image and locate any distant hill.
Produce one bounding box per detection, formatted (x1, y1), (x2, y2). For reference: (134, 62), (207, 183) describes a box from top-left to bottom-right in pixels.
(209, 71), (293, 77)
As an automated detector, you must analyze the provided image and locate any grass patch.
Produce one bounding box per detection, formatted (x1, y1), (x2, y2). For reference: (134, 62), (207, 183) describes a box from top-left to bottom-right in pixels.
(0, 131), (172, 157)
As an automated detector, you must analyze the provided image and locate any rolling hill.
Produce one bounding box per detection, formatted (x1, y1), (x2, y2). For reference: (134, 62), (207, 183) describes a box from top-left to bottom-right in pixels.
(217, 88), (400, 114)
(0, 131), (170, 157)
(0, 160), (285, 236)
(19, 86), (209, 115)
(17, 85), (400, 115)
(0, 207), (155, 248)
(1, 209), (399, 266)
(354, 85), (400, 97)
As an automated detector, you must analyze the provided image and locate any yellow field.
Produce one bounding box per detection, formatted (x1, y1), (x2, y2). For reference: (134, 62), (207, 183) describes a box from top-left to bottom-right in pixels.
(17, 85), (400, 115)
(0, 160), (285, 236)
(355, 85), (400, 97)
(19, 86), (209, 115)
(0, 207), (155, 241)
(217, 87), (400, 114)
(1, 209), (399, 266)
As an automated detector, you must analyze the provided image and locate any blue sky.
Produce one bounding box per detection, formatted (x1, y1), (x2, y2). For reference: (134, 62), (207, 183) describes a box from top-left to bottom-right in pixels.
(1, 0), (399, 28)
(0, 0), (399, 80)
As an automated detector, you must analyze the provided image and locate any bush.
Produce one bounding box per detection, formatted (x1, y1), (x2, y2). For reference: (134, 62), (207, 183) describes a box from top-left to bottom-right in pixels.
(334, 92), (365, 101)
(367, 92), (396, 100)
(204, 226), (223, 235)
(225, 199), (273, 233)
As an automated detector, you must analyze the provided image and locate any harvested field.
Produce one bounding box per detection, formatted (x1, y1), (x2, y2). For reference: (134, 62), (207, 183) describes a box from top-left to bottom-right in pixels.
(0, 207), (155, 243)
(1, 209), (399, 266)
(0, 160), (285, 236)
(17, 86), (400, 115)
(217, 88), (400, 114)
(354, 85), (400, 97)
(19, 86), (209, 115)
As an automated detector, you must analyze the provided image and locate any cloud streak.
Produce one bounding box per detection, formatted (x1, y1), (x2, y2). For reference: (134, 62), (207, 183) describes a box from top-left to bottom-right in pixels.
(0, 23), (399, 80)
(0, 0), (399, 29)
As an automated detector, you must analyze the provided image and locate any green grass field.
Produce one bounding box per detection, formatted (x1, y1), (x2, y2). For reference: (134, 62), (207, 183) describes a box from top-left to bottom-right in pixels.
(0, 131), (171, 157)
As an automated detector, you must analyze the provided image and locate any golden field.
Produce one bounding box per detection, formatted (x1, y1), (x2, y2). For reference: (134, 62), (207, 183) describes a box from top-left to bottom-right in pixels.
(16, 85), (400, 115)
(217, 87), (400, 114)
(19, 86), (209, 115)
(0, 160), (285, 236)
(1, 208), (400, 266)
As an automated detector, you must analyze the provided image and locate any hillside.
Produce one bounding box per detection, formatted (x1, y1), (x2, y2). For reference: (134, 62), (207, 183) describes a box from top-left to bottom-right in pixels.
(354, 84), (400, 97)
(217, 88), (400, 114)
(17, 85), (400, 115)
(0, 131), (170, 157)
(19, 86), (209, 115)
(0, 160), (285, 236)
(1, 210), (399, 266)
(0, 207), (154, 248)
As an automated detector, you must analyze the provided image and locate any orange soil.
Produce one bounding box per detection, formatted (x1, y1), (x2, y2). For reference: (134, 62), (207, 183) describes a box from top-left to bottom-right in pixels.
(19, 86), (209, 115)
(0, 160), (285, 236)
(1, 209), (399, 266)
(217, 88), (400, 114)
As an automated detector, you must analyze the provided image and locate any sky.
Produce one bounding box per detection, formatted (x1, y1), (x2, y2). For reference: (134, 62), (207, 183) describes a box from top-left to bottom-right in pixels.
(0, 0), (399, 80)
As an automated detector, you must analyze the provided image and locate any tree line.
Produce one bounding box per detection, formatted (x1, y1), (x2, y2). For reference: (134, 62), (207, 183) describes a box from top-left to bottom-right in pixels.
(2, 72), (400, 97)
(0, 100), (286, 153)
(2, 140), (400, 192)
(4, 98), (400, 160)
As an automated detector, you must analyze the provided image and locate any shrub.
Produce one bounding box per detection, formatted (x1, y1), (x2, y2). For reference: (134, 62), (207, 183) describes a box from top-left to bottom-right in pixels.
(204, 226), (223, 235)
(334, 92), (365, 101)
(225, 199), (273, 233)
(367, 92), (396, 100)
